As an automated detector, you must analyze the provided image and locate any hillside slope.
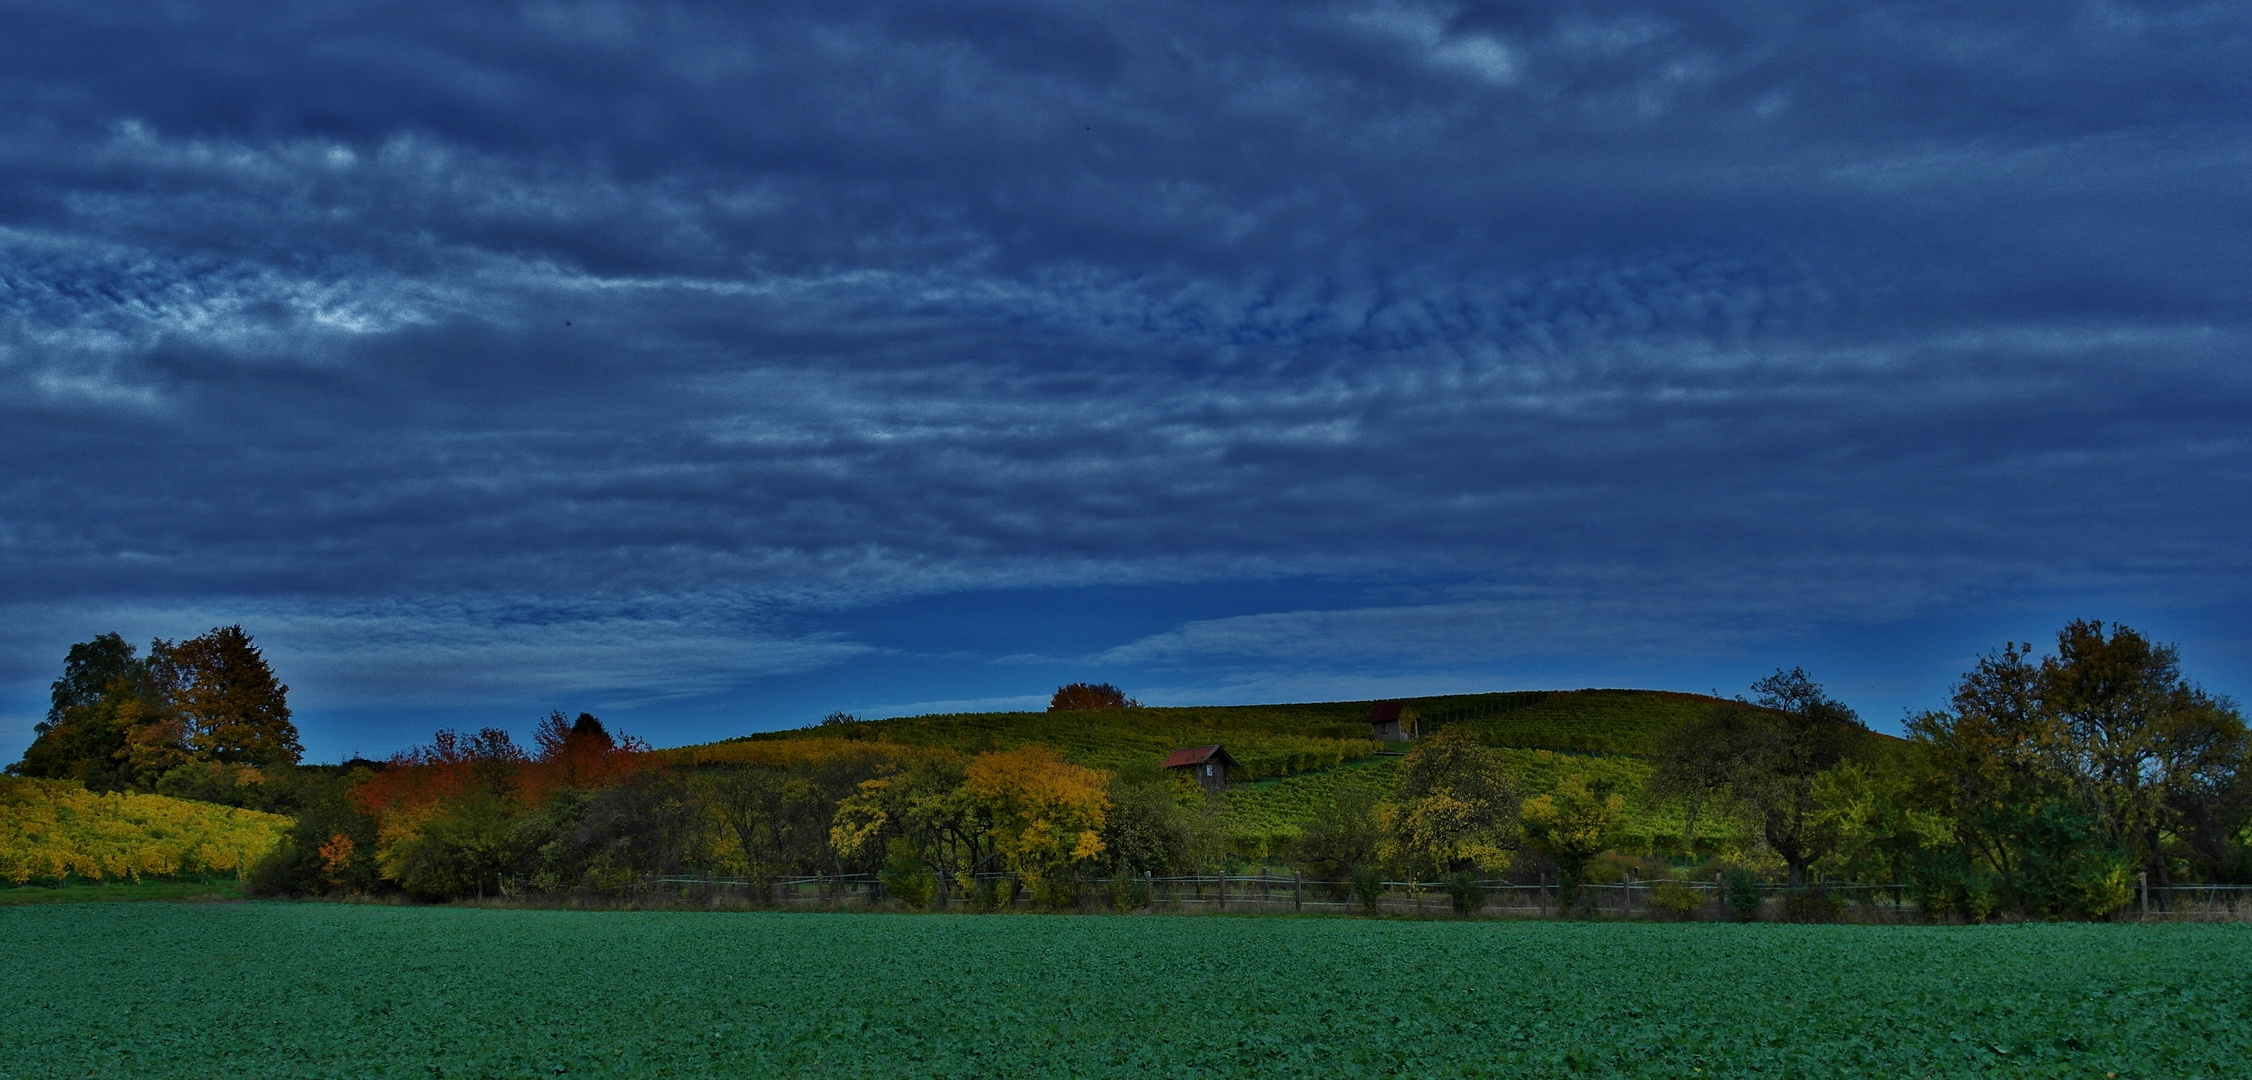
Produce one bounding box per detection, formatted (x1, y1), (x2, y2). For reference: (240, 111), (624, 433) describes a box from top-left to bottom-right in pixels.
(673, 688), (1746, 777)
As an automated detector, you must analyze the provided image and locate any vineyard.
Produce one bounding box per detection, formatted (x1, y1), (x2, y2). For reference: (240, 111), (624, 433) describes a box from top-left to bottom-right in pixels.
(0, 777), (291, 885)
(4, 904), (2247, 1078)
(1218, 747), (1745, 858)
(673, 689), (1743, 782)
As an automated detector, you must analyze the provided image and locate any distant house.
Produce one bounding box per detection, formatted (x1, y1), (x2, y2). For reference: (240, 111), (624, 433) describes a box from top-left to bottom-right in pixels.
(1162, 745), (1238, 792)
(1368, 701), (1419, 743)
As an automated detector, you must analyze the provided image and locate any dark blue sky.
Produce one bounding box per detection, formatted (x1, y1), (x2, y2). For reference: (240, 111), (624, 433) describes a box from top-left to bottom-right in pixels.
(5, 1), (2248, 760)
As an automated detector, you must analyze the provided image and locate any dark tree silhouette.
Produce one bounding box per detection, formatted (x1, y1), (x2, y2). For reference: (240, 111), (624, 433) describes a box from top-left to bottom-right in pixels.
(1049, 683), (1138, 711)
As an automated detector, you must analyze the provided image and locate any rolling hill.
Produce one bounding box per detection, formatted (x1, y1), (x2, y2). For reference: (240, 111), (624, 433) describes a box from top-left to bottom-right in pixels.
(667, 688), (1760, 856)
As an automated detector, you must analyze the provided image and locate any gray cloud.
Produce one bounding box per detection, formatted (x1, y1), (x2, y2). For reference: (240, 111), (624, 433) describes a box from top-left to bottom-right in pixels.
(2, 1), (2249, 745)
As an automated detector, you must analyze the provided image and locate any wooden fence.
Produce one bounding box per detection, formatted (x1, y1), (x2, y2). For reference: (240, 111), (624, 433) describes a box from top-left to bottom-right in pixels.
(510, 872), (2252, 922)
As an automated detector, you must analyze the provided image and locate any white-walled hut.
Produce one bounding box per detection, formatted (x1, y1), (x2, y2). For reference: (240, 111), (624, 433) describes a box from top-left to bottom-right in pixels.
(1162, 745), (1238, 792)
(1367, 701), (1419, 743)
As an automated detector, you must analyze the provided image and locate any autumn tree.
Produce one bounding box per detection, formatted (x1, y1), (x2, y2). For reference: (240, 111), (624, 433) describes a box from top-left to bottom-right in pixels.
(1049, 683), (1138, 711)
(963, 745), (1108, 906)
(12, 627), (297, 787)
(1521, 772), (1627, 912)
(153, 626), (301, 766)
(706, 765), (832, 883)
(1385, 728), (1519, 876)
(1902, 622), (2247, 914)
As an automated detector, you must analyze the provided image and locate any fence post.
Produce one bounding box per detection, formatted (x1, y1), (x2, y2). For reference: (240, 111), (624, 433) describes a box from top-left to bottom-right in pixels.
(2140, 871), (2150, 919)
(1145, 870), (1153, 911)
(1293, 871), (1302, 913)
(1218, 872), (1227, 912)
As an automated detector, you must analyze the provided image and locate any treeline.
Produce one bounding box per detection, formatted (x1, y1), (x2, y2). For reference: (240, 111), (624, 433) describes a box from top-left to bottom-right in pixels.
(11, 619), (2247, 921)
(244, 712), (1222, 906)
(8, 627), (303, 794)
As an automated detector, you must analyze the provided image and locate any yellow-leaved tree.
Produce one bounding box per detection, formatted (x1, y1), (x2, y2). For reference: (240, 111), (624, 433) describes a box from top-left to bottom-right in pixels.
(1383, 728), (1520, 878)
(962, 745), (1108, 908)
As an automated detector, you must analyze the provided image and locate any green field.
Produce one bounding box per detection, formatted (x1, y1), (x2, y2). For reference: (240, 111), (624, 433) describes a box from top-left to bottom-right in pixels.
(4, 905), (2246, 1078)
(0, 878), (243, 906)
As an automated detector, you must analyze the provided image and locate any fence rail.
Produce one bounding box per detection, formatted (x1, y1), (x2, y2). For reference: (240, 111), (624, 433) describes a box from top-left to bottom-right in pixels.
(495, 872), (2252, 922)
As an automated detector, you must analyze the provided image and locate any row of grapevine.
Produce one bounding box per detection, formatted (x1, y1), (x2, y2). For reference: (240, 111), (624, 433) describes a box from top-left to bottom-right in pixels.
(0, 776), (292, 884)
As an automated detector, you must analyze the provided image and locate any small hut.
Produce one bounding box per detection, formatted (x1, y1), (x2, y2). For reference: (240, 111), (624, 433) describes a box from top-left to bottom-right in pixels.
(1367, 701), (1418, 743)
(1162, 745), (1238, 792)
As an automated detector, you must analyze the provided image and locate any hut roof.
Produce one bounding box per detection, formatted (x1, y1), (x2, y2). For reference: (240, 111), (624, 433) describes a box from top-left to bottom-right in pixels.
(1368, 701), (1407, 724)
(1162, 745), (1237, 770)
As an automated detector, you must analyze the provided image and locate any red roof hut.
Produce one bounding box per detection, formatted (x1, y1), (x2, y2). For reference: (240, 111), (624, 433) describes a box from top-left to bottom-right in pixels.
(1162, 745), (1238, 792)
(1367, 701), (1418, 743)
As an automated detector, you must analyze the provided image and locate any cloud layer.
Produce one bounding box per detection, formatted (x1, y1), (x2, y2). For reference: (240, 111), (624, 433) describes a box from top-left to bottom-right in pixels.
(4, 1), (2249, 752)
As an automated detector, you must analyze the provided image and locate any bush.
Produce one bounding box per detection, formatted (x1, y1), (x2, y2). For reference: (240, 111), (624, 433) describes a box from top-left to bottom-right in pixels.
(1721, 868), (1763, 921)
(1648, 877), (1704, 919)
(1350, 865), (1385, 914)
(1908, 847), (2002, 922)
(1443, 870), (1484, 915)
(1105, 873), (1148, 912)
(880, 837), (936, 907)
(378, 795), (518, 900)
(155, 761), (268, 809)
(1782, 885), (1841, 923)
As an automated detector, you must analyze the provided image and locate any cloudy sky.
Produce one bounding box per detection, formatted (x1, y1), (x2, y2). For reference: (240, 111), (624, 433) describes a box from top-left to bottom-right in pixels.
(5, 1), (2248, 760)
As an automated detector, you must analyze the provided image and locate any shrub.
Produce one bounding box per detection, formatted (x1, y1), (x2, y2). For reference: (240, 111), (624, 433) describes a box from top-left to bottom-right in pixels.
(378, 795), (518, 900)
(1782, 885), (1841, 923)
(1443, 870), (1484, 915)
(1721, 868), (1764, 921)
(880, 837), (937, 907)
(1648, 877), (1704, 919)
(1350, 865), (1385, 914)
(1105, 873), (1147, 912)
(1908, 847), (2002, 923)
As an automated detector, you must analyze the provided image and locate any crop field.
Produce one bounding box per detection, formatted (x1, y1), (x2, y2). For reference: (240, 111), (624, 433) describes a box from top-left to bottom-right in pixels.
(4, 905), (2247, 1078)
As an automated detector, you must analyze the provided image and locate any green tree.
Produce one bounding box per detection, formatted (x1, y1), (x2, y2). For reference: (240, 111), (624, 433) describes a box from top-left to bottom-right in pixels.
(1653, 669), (1871, 886)
(1098, 761), (1197, 875)
(1907, 622), (2247, 910)
(1293, 779), (1384, 885)
(2038, 620), (2247, 887)
(1520, 772), (1626, 913)
(9, 632), (179, 790)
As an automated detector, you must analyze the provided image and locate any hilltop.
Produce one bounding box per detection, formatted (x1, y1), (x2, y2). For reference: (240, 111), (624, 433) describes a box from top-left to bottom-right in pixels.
(667, 688), (1743, 776)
